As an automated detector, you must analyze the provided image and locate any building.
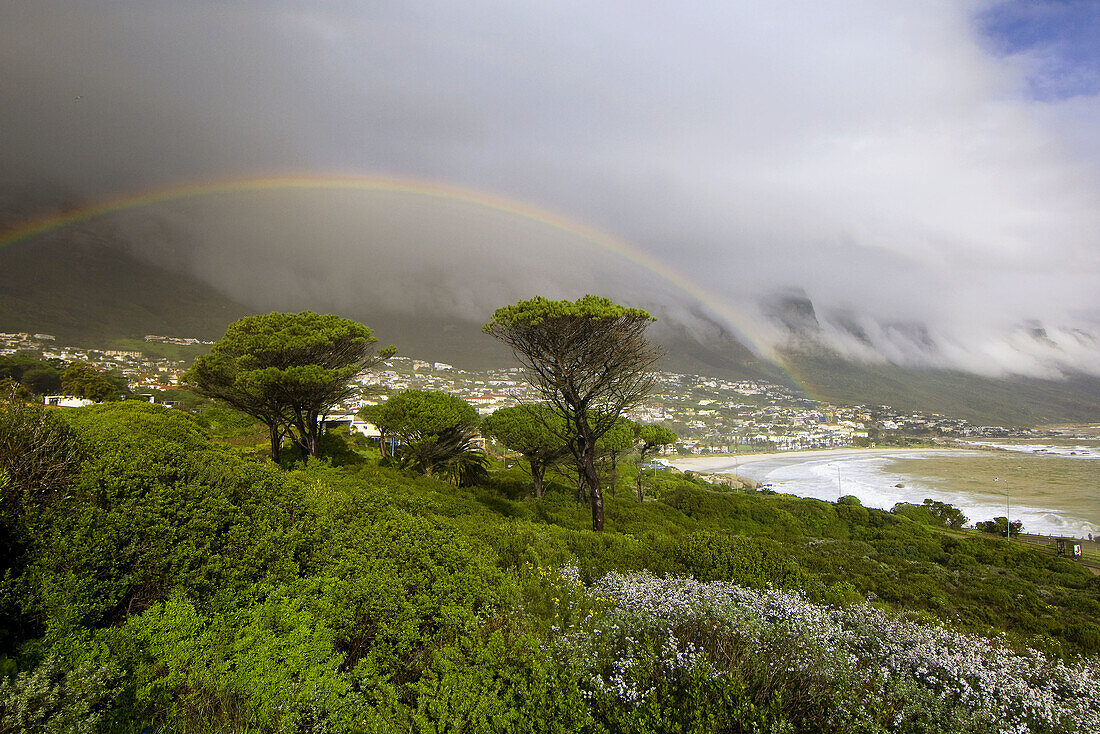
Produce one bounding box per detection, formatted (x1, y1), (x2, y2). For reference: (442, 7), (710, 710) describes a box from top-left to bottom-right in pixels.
(44, 395), (94, 408)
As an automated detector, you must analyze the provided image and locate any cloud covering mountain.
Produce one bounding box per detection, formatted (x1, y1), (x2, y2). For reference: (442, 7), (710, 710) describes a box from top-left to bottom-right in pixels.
(2, 1), (1098, 378)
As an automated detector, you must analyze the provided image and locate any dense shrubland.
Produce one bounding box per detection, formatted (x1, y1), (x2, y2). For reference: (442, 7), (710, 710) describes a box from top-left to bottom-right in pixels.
(1, 399), (1098, 733)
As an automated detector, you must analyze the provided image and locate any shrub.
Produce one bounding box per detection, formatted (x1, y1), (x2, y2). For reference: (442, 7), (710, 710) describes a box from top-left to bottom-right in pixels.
(0, 656), (122, 734)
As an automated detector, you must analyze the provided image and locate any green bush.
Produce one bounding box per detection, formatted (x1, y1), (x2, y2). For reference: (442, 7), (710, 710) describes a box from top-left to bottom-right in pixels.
(0, 397), (1096, 732)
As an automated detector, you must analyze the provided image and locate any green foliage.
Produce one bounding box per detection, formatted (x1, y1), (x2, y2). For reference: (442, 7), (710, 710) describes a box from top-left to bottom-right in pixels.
(185, 311), (394, 462)
(976, 516), (1023, 538)
(0, 655), (122, 734)
(0, 355), (63, 396)
(370, 390), (486, 485)
(1, 390), (1097, 732)
(0, 380), (34, 405)
(633, 422), (677, 501)
(482, 404), (566, 456)
(669, 532), (808, 588)
(483, 294), (655, 329)
(892, 499), (968, 529)
(596, 418), (635, 454)
(191, 404), (258, 434)
(113, 590), (354, 732)
(0, 394), (85, 654)
(0, 397), (83, 535)
(482, 405), (568, 498)
(399, 426), (488, 487)
(23, 403), (318, 647)
(635, 423), (677, 449)
(371, 389), (479, 440)
(59, 362), (124, 402)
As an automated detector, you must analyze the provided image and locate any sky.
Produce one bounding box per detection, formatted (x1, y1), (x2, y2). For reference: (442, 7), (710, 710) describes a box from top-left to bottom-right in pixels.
(1, 0), (1098, 377)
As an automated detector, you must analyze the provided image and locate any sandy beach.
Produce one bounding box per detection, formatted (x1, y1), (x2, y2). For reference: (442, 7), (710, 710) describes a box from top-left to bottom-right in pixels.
(666, 446), (1099, 537)
(668, 447), (969, 475)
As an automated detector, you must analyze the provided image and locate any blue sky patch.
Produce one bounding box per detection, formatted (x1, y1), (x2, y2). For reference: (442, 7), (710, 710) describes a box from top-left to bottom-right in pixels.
(978, 0), (1100, 99)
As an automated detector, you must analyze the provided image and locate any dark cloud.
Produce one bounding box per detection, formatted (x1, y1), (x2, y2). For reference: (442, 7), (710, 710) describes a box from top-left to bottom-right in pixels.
(1, 1), (1098, 377)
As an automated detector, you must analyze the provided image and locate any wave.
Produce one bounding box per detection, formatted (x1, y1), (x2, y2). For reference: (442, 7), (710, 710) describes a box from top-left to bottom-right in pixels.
(731, 450), (1099, 538)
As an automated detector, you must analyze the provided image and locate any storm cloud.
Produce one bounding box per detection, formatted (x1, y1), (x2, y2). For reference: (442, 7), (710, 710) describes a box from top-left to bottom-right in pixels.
(2, 0), (1098, 377)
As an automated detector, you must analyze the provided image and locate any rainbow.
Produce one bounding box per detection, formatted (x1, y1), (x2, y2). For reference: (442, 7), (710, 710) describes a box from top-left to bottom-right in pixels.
(0, 172), (813, 395)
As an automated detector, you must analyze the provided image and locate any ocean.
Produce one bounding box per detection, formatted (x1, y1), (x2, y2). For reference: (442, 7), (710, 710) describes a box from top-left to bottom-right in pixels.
(677, 446), (1100, 538)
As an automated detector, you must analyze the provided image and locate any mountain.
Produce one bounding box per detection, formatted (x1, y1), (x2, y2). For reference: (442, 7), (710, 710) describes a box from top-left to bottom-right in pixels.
(3, 230), (1099, 426)
(761, 291), (1100, 425)
(784, 353), (1100, 426)
(0, 233), (254, 346)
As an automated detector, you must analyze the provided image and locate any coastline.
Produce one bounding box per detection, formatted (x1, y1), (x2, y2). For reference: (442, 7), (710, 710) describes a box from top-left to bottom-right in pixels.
(668, 447), (968, 475)
(668, 446), (1099, 538)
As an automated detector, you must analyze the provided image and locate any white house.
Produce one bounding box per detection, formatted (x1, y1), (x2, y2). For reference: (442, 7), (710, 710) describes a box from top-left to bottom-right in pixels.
(43, 395), (94, 408)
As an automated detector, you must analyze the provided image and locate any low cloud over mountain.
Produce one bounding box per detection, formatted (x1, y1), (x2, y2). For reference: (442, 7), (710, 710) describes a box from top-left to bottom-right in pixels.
(2, 2), (1098, 381)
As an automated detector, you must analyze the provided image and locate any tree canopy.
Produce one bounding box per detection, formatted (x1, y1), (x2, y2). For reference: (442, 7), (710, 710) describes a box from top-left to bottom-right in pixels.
(367, 390), (485, 485)
(977, 516), (1023, 538)
(633, 423), (677, 502)
(482, 404), (569, 497)
(891, 499), (969, 530)
(484, 295), (661, 530)
(185, 312), (393, 462)
(0, 354), (63, 396)
(1, 389), (83, 561)
(60, 362), (124, 402)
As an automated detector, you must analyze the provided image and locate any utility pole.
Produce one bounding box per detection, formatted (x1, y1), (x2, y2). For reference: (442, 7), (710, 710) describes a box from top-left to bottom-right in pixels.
(995, 476), (1012, 539)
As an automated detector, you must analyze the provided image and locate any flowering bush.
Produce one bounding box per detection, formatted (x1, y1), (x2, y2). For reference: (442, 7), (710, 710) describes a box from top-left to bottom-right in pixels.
(553, 568), (1100, 733)
(0, 656), (122, 734)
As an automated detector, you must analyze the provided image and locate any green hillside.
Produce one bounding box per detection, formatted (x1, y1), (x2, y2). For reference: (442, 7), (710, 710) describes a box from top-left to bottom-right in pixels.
(1, 400), (1096, 732)
(787, 353), (1100, 426)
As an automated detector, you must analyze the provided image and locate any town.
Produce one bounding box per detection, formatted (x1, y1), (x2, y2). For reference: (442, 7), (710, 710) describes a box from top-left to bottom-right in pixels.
(2, 330), (1037, 454)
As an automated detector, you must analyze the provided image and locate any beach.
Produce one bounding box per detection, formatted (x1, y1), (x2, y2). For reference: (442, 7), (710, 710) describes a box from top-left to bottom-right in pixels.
(669, 447), (1100, 538)
(670, 447), (957, 475)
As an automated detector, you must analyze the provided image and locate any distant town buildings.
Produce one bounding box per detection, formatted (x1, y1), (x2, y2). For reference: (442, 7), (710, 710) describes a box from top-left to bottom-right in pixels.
(6, 329), (1040, 452)
(144, 334), (215, 346)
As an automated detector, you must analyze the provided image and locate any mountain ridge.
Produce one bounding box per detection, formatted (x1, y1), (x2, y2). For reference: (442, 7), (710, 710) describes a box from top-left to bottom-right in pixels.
(3, 235), (1099, 426)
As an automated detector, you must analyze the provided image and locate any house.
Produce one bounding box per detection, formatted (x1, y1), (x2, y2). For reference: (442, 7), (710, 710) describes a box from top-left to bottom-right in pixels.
(321, 412), (381, 438)
(43, 395), (94, 408)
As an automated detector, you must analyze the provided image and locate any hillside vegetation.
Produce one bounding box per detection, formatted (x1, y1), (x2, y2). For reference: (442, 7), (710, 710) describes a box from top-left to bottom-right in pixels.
(787, 354), (1100, 426)
(1, 400), (1098, 733)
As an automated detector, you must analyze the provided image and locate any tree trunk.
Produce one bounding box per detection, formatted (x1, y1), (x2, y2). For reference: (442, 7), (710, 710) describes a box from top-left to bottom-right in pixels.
(286, 407), (310, 464)
(609, 452), (620, 497)
(304, 410), (322, 459)
(568, 404), (605, 531)
(530, 460), (545, 498)
(636, 446), (650, 502)
(267, 422), (281, 464)
(583, 448), (604, 531)
(577, 428), (603, 530)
